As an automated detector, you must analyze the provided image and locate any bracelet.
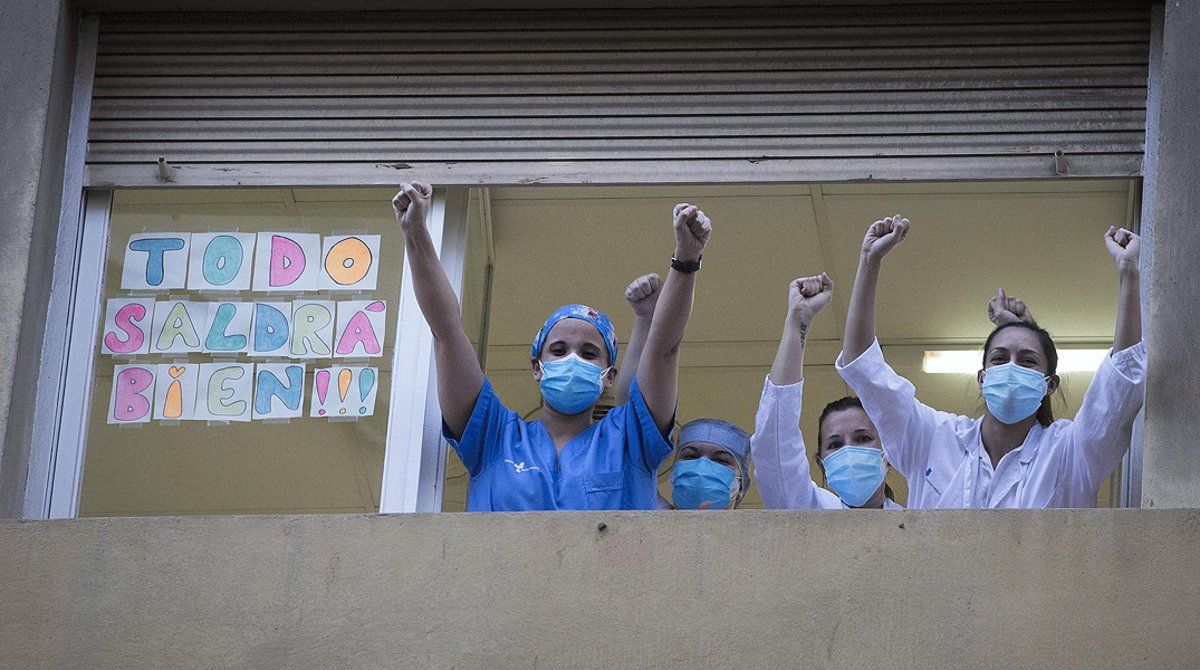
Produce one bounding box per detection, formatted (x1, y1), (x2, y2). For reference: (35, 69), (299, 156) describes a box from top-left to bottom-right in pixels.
(671, 255), (702, 273)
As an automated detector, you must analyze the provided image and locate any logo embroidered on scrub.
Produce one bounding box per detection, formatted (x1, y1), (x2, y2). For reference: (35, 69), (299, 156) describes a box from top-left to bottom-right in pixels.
(505, 459), (540, 474)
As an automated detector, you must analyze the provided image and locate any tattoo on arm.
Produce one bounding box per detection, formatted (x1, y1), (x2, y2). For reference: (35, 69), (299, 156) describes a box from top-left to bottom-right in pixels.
(798, 321), (808, 347)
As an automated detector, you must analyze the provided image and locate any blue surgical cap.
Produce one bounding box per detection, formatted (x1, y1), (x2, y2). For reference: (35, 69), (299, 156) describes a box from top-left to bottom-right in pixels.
(678, 418), (752, 493)
(531, 304), (619, 366)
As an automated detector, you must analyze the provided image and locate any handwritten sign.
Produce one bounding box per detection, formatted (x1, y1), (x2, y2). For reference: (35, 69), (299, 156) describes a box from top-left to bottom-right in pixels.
(104, 231), (390, 424)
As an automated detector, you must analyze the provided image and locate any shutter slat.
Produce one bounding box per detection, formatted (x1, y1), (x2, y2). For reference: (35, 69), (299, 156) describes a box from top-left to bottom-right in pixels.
(93, 67), (1149, 97)
(88, 133), (1148, 163)
(93, 45), (1149, 76)
(96, 23), (1149, 54)
(96, 5), (1148, 32)
(88, 111), (1146, 142)
(90, 89), (1148, 120)
(86, 5), (1151, 186)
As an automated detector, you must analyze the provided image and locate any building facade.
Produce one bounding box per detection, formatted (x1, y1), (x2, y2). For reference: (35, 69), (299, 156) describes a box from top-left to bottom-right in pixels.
(1, 0), (1197, 666)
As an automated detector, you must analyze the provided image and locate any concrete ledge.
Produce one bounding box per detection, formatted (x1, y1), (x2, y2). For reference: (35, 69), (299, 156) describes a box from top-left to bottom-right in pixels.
(2, 510), (1197, 668)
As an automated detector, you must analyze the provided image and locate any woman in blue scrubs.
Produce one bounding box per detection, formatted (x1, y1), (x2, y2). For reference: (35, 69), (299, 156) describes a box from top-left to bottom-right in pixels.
(393, 184), (712, 511)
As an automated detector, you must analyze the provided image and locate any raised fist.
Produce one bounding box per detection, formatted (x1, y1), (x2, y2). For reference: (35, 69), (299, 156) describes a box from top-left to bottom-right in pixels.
(672, 203), (712, 263)
(788, 272), (834, 324)
(392, 181), (433, 234)
(625, 273), (663, 319)
(1104, 226), (1140, 270)
(988, 288), (1035, 327)
(861, 214), (910, 263)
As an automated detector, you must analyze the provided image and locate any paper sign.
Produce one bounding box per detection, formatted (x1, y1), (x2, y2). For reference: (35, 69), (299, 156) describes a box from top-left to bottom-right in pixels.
(153, 363), (200, 421)
(252, 232), (321, 292)
(201, 301), (253, 354)
(334, 300), (386, 358)
(290, 300), (335, 358)
(100, 297), (155, 356)
(320, 235), (381, 291)
(253, 363), (307, 419)
(187, 232), (255, 291)
(250, 302), (293, 357)
(150, 300), (207, 354)
(195, 362), (254, 422)
(310, 365), (378, 418)
(108, 364), (156, 424)
(122, 233), (190, 291)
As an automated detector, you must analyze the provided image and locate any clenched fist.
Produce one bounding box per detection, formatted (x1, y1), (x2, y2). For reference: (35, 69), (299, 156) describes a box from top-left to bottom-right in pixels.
(988, 288), (1035, 327)
(672, 203), (712, 264)
(789, 273), (834, 325)
(625, 273), (663, 319)
(861, 214), (910, 264)
(392, 181), (433, 234)
(1104, 226), (1140, 272)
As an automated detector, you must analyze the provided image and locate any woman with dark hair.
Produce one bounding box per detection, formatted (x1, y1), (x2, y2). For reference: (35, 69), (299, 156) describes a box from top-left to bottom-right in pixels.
(837, 215), (1146, 508)
(749, 274), (902, 509)
(394, 184), (712, 511)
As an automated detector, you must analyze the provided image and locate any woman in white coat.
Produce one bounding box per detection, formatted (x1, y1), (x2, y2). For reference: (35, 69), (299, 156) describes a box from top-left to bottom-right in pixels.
(750, 273), (902, 510)
(836, 215), (1146, 508)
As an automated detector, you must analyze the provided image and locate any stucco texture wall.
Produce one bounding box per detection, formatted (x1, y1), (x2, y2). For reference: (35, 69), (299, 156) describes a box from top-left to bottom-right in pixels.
(0, 0), (74, 517)
(1, 510), (1197, 668)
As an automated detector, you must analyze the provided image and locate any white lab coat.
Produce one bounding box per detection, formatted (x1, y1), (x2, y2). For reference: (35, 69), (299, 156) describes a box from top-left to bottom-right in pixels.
(835, 339), (1147, 509)
(751, 376), (903, 510)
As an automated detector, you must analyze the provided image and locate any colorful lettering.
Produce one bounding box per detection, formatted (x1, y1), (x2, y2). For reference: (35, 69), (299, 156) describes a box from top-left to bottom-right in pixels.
(201, 234), (243, 286)
(112, 366), (154, 422)
(104, 302), (148, 354)
(129, 237), (185, 287)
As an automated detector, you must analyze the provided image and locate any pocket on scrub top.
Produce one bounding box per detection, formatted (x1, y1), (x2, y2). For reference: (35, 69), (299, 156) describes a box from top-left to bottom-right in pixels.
(583, 470), (624, 494)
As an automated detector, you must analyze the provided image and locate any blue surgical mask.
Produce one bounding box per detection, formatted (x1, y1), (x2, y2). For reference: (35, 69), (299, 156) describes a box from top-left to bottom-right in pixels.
(981, 362), (1049, 424)
(671, 457), (739, 510)
(822, 446), (886, 507)
(538, 354), (609, 415)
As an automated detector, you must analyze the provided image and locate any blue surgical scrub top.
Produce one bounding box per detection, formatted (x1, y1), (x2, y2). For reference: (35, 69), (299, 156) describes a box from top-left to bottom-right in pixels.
(444, 377), (674, 511)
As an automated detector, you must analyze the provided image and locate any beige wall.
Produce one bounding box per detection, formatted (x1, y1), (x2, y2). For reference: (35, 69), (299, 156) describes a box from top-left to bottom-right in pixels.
(1, 510), (1197, 668)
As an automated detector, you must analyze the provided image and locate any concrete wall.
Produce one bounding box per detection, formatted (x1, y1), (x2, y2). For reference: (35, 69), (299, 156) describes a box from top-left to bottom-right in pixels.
(0, 0), (76, 518)
(1142, 1), (1200, 508)
(1, 511), (1198, 668)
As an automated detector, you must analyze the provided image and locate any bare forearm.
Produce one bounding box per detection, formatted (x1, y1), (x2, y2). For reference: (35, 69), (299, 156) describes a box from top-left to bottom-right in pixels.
(769, 311), (809, 386)
(403, 226), (466, 341)
(638, 267), (697, 430)
(843, 255), (881, 362)
(615, 315), (652, 405)
(1113, 263), (1142, 352)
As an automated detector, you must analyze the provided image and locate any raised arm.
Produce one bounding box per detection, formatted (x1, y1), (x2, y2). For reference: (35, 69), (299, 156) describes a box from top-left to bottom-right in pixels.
(842, 214), (909, 363)
(392, 182), (484, 439)
(637, 204), (712, 433)
(614, 273), (662, 405)
(753, 273), (840, 510)
(770, 273), (834, 385)
(1105, 226), (1142, 352)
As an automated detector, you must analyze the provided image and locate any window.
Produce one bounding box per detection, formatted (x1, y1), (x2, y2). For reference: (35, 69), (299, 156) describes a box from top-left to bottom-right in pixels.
(441, 180), (1136, 510)
(62, 188), (481, 517)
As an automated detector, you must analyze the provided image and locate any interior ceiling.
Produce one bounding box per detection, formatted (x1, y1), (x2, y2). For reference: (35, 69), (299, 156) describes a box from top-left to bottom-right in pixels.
(484, 179), (1135, 368)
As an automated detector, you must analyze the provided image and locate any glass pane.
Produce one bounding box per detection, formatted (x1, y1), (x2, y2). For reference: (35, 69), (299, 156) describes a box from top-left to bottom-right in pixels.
(79, 188), (403, 516)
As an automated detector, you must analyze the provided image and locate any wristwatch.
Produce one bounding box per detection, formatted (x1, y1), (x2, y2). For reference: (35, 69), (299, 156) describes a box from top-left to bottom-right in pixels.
(671, 255), (702, 273)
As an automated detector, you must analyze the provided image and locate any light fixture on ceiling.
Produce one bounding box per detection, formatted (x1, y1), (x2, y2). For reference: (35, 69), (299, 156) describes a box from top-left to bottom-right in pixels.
(922, 348), (1110, 374)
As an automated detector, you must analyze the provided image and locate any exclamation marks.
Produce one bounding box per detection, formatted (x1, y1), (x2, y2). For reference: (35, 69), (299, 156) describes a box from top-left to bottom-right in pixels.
(337, 368), (352, 415)
(315, 369), (330, 416)
(357, 368), (376, 415)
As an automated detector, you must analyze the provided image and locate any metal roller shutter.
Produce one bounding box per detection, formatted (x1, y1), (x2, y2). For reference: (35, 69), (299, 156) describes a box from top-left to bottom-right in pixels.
(86, 2), (1151, 187)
